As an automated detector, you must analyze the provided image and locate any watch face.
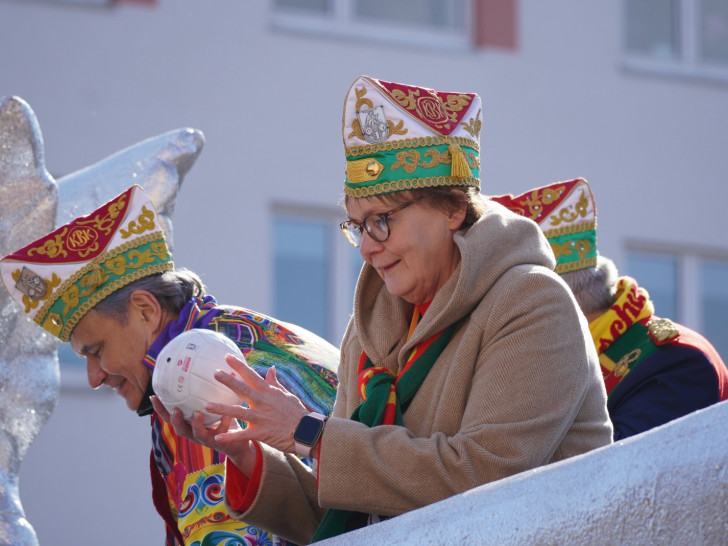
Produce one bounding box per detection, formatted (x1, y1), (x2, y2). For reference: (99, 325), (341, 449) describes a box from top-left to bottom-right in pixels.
(294, 414), (324, 444)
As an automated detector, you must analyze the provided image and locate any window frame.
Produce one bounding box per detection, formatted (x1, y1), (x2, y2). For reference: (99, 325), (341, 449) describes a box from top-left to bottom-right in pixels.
(269, 0), (475, 52)
(622, 0), (728, 84)
(272, 202), (362, 345)
(625, 239), (728, 333)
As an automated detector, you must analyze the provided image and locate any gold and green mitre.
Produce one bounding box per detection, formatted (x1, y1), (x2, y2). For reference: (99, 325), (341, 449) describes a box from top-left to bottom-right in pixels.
(0, 184), (172, 341)
(342, 75), (482, 198)
(491, 178), (597, 274)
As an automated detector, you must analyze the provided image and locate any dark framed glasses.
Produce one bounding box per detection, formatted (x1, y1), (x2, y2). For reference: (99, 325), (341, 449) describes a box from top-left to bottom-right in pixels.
(339, 200), (416, 248)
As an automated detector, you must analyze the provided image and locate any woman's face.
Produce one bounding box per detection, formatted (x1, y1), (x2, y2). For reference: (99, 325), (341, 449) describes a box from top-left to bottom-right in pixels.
(346, 194), (466, 305)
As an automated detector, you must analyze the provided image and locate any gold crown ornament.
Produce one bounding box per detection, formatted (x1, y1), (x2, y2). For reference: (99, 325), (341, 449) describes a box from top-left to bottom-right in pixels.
(0, 184), (173, 341)
(491, 178), (597, 274)
(342, 75), (483, 198)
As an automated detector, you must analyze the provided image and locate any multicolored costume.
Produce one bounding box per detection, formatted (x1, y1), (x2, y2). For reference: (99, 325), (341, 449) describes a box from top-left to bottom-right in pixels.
(146, 297), (339, 545)
(0, 185), (339, 545)
(589, 276), (728, 440)
(494, 178), (728, 440)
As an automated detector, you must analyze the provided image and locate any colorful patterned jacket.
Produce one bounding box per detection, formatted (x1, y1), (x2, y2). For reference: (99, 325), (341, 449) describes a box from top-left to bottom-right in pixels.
(145, 297), (339, 545)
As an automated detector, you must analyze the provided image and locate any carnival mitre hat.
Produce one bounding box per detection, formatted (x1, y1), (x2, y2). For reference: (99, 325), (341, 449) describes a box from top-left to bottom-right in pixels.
(491, 178), (597, 274)
(0, 184), (173, 341)
(342, 75), (482, 198)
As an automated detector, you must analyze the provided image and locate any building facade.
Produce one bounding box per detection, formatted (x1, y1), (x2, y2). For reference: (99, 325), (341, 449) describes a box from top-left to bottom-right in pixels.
(1, 0), (726, 543)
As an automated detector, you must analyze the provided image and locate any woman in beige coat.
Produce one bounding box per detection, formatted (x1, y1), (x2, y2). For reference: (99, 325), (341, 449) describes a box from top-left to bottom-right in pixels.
(153, 75), (613, 544)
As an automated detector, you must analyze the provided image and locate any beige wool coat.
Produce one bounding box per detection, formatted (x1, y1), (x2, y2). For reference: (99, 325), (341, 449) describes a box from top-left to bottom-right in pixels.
(226, 200), (613, 544)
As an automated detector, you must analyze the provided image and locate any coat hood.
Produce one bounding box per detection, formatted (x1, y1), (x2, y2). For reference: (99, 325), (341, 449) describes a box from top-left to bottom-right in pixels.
(352, 199), (556, 368)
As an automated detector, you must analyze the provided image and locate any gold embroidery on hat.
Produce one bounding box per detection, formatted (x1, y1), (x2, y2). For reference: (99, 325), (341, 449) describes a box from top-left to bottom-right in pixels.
(419, 148), (451, 169)
(345, 176), (479, 198)
(346, 135), (479, 157)
(388, 145), (478, 175)
(34, 232), (168, 333)
(392, 150), (421, 174)
(27, 229), (69, 259)
(346, 158), (385, 185)
(550, 238), (594, 262)
(549, 189), (590, 227)
(76, 192), (128, 237)
(516, 186), (567, 221)
(542, 220), (596, 239)
(120, 205), (156, 239)
(386, 88), (473, 132)
(60, 261), (174, 342)
(460, 109), (482, 139)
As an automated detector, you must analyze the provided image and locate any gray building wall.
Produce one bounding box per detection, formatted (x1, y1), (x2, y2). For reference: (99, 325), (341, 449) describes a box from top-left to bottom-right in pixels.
(1, 1), (726, 544)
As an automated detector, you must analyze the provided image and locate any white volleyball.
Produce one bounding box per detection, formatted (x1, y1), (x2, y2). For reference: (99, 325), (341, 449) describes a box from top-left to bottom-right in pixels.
(152, 328), (242, 426)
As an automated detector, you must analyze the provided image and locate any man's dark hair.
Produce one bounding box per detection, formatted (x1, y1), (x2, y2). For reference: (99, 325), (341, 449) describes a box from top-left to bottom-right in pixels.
(92, 268), (206, 324)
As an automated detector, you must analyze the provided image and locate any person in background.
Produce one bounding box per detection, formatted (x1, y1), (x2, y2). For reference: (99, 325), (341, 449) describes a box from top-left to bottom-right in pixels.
(155, 76), (613, 544)
(0, 184), (338, 545)
(493, 178), (728, 440)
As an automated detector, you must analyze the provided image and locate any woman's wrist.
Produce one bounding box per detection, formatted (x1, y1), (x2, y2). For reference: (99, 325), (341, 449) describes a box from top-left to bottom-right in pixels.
(228, 440), (258, 476)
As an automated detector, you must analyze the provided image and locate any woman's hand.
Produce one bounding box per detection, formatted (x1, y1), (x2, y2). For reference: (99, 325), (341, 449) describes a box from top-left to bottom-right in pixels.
(206, 354), (311, 455)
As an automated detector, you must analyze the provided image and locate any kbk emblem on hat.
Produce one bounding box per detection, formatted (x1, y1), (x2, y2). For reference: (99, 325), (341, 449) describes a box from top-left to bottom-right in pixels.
(492, 178), (597, 274)
(0, 184), (173, 341)
(342, 75), (483, 198)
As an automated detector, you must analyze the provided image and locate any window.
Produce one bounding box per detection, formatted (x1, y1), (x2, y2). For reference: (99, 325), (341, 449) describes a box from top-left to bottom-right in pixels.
(626, 251), (678, 318)
(699, 259), (728, 360)
(623, 0), (728, 82)
(271, 0), (473, 51)
(625, 246), (728, 360)
(273, 206), (362, 345)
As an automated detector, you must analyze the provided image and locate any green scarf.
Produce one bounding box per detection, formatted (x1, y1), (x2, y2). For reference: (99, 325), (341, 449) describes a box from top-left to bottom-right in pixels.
(311, 322), (455, 542)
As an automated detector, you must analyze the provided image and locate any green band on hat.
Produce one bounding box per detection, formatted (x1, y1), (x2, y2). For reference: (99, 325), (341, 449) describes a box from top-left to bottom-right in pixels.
(37, 232), (172, 341)
(548, 228), (598, 274)
(345, 142), (480, 198)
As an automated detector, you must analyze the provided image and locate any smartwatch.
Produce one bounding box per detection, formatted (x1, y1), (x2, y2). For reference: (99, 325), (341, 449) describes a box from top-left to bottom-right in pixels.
(294, 412), (328, 458)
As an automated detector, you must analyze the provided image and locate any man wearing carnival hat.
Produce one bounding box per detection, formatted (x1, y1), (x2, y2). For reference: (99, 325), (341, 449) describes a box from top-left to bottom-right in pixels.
(493, 178), (728, 440)
(0, 184), (338, 545)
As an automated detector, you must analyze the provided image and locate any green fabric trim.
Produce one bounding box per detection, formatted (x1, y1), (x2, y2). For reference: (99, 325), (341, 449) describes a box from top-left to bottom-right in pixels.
(42, 236), (172, 341)
(603, 322), (660, 398)
(547, 229), (597, 272)
(345, 143), (480, 197)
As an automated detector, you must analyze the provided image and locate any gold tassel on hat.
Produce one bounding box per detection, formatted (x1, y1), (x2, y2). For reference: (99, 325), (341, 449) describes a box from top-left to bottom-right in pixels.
(449, 143), (472, 180)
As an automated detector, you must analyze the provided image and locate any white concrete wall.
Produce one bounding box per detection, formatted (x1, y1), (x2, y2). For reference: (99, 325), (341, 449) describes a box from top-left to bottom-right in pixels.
(319, 400), (728, 545)
(2, 1), (727, 544)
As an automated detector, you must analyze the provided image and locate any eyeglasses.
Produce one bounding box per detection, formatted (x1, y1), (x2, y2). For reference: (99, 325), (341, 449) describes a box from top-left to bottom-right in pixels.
(339, 200), (417, 248)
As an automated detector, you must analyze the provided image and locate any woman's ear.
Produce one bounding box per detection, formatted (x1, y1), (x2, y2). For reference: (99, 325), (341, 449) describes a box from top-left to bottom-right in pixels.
(447, 201), (468, 231)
